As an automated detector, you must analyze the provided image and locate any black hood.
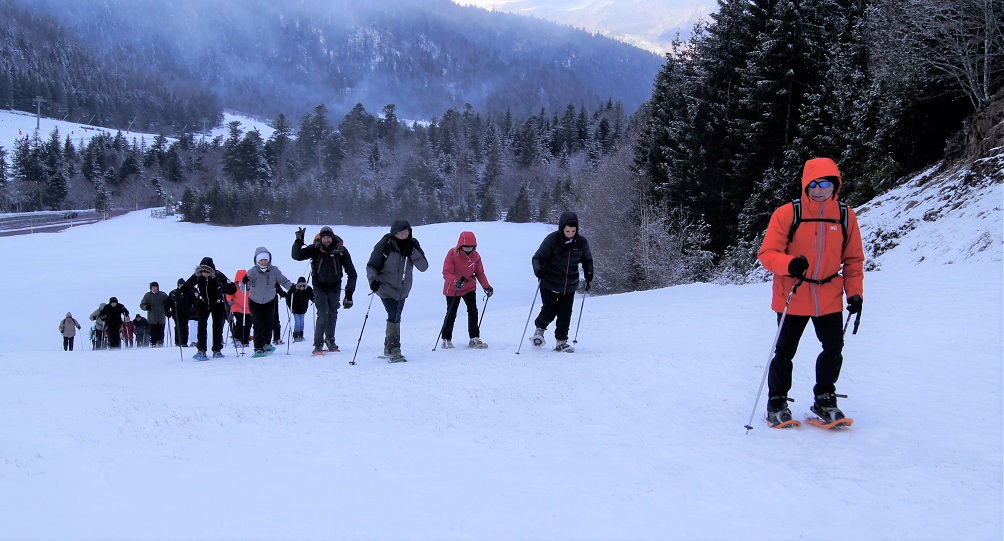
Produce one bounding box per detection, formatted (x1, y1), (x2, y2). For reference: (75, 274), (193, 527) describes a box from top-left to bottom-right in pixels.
(390, 220), (412, 237)
(558, 211), (579, 232)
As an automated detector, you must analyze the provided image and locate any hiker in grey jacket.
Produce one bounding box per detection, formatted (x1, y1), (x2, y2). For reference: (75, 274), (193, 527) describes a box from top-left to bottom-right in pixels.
(242, 247), (293, 355)
(366, 219), (429, 361)
(140, 281), (172, 347)
(59, 312), (81, 351)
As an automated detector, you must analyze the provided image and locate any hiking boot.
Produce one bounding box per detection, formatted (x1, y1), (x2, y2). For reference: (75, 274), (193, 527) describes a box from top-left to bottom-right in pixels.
(531, 327), (545, 346)
(311, 346), (324, 355)
(212, 351), (225, 359)
(325, 340), (337, 352)
(441, 339), (455, 349)
(469, 337), (488, 349)
(273, 339), (285, 346)
(554, 339), (573, 352)
(811, 393), (845, 422)
(263, 344), (276, 353)
(766, 396), (793, 425)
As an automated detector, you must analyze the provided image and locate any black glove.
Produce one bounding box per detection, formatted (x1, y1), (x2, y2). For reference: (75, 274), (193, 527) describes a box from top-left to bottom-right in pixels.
(454, 277), (466, 290)
(584, 280), (591, 292)
(787, 255), (809, 278)
(847, 295), (862, 314)
(295, 227), (305, 242)
(484, 287), (493, 298)
(342, 295), (353, 309)
(241, 275), (249, 285)
(370, 280), (380, 292)
(534, 267), (547, 279)
(411, 237), (422, 254)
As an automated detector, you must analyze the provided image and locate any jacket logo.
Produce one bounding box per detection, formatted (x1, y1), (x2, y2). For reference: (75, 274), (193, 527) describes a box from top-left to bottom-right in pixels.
(829, 225), (840, 231)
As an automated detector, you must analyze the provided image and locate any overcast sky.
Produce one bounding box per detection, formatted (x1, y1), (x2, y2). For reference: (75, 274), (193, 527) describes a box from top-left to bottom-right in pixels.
(452, 0), (718, 54)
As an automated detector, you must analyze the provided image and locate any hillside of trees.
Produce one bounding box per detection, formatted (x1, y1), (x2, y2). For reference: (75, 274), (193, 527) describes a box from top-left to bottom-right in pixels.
(0, 2), (222, 133)
(633, 0), (1001, 279)
(14, 0), (663, 122)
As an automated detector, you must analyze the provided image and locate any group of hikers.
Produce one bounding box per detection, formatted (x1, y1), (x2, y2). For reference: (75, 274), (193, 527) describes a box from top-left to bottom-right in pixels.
(55, 156), (866, 425)
(61, 212), (593, 363)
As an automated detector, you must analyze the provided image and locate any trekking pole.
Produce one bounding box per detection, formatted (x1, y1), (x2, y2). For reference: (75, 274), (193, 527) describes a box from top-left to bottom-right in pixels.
(842, 312), (853, 337)
(284, 301), (293, 355)
(173, 312), (183, 361)
(478, 292), (490, 329)
(571, 289), (587, 345)
(433, 282), (464, 351)
(349, 292), (376, 365)
(852, 310), (861, 335)
(744, 279), (804, 434)
(515, 282), (541, 355)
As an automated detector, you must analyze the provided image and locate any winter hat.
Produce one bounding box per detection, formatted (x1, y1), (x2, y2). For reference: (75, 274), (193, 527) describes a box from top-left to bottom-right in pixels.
(109, 297), (118, 304)
(297, 276), (307, 283)
(390, 220), (411, 236)
(150, 281), (159, 289)
(177, 278), (185, 286)
(254, 247), (271, 265)
(197, 257), (216, 275)
(319, 226), (334, 238)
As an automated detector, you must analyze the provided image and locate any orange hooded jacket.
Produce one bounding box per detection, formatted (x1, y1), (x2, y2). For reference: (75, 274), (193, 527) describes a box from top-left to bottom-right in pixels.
(442, 231), (492, 296)
(758, 158), (865, 316)
(228, 269), (251, 314)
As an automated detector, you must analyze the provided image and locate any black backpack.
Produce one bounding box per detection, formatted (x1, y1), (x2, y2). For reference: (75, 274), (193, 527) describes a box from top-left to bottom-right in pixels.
(788, 199), (850, 247)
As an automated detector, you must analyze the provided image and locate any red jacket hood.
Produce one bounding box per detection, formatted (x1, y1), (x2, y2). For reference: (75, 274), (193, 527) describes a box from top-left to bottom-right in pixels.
(455, 231), (477, 249)
(801, 157), (842, 199)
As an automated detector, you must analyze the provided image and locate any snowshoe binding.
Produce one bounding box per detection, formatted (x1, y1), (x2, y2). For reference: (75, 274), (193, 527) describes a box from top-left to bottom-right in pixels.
(806, 393), (853, 429)
(192, 350), (209, 361)
(554, 340), (574, 353)
(468, 337), (488, 349)
(766, 396), (800, 428)
(530, 327), (545, 347)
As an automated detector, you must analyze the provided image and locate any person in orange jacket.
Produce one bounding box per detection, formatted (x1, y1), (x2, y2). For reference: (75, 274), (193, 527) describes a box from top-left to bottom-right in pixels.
(229, 269), (252, 347)
(440, 231), (493, 349)
(757, 157), (865, 426)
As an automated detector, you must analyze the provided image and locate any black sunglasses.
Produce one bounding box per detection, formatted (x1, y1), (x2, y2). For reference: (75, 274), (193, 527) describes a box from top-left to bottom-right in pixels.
(808, 180), (834, 189)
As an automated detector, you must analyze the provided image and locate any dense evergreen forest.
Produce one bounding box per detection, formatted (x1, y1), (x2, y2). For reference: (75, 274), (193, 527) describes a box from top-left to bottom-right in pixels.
(16, 0), (663, 121)
(0, 0), (999, 292)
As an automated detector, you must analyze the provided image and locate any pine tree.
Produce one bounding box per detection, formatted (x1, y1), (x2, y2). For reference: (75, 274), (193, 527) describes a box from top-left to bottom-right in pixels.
(506, 182), (534, 222)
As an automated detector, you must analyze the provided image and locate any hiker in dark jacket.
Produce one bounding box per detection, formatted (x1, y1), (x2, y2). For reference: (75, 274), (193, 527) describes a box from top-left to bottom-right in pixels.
(285, 276), (315, 343)
(181, 256), (237, 359)
(140, 281), (172, 347)
(292, 225), (358, 354)
(59, 312), (81, 351)
(169, 278), (196, 347)
(366, 219), (429, 362)
(530, 211), (594, 352)
(99, 297), (130, 349)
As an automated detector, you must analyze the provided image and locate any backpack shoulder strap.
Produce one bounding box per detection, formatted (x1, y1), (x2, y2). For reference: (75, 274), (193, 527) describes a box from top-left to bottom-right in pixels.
(787, 200), (801, 244)
(788, 199), (850, 246)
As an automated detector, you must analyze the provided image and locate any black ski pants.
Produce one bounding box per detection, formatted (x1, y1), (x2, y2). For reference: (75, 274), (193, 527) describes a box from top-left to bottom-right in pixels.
(534, 287), (576, 341)
(63, 337), (74, 351)
(249, 299), (277, 351)
(175, 315), (190, 346)
(441, 291), (479, 341)
(150, 323), (166, 346)
(232, 313), (251, 345)
(768, 311), (844, 400)
(197, 301), (228, 354)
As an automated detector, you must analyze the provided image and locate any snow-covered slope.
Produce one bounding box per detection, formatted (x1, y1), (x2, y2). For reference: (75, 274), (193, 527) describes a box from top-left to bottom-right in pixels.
(0, 109), (272, 159)
(857, 152), (1004, 269)
(0, 211), (1000, 540)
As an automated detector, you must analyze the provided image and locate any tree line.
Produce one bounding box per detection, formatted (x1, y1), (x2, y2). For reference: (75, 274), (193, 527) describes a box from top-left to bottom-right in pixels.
(633, 0), (1000, 280)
